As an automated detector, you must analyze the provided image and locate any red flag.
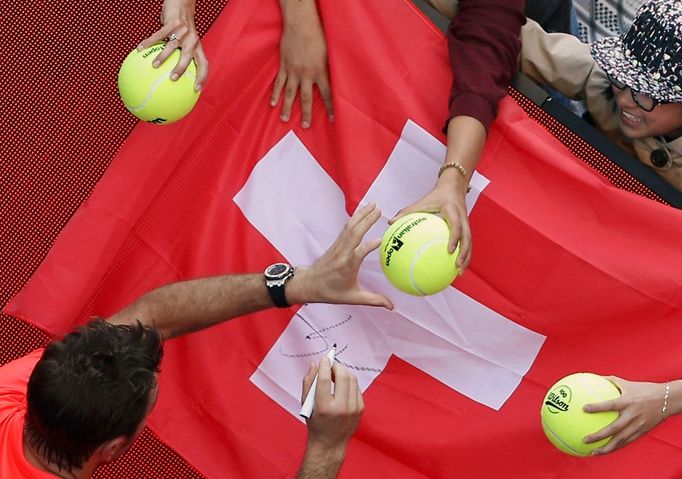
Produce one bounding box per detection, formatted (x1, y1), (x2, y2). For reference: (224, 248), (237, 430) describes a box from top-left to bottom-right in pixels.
(6, 0), (682, 477)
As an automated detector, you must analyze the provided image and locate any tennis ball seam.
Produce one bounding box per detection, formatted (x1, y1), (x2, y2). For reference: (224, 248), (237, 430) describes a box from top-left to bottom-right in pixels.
(543, 424), (585, 456)
(127, 70), (197, 113)
(409, 238), (449, 295)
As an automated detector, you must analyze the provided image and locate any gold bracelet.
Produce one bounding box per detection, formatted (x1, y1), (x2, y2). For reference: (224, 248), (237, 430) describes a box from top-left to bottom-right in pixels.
(438, 161), (467, 179)
(663, 382), (671, 416)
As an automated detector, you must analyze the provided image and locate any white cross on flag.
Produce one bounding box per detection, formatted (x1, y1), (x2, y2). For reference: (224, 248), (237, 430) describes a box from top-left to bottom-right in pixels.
(235, 122), (545, 414)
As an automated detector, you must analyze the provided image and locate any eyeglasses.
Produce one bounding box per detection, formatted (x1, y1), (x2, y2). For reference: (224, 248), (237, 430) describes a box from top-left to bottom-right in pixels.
(607, 73), (662, 112)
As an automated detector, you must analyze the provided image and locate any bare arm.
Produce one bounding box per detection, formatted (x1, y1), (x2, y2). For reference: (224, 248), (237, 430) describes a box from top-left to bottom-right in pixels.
(393, 0), (524, 272)
(107, 204), (392, 339)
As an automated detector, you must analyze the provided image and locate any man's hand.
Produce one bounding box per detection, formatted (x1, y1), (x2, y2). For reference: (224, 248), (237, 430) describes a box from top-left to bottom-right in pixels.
(272, 0), (333, 129)
(584, 376), (676, 455)
(287, 203), (394, 309)
(296, 358), (364, 478)
(137, 0), (208, 91)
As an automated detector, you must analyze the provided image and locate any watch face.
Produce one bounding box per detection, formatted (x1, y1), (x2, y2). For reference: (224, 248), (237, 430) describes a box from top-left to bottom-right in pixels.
(266, 263), (291, 279)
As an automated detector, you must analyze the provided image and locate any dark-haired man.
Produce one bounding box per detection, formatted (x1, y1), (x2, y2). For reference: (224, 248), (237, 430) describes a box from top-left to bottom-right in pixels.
(0, 204), (393, 478)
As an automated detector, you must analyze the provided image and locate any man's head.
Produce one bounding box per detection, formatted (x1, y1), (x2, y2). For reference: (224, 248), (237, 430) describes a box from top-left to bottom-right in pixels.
(25, 319), (163, 473)
(591, 0), (682, 140)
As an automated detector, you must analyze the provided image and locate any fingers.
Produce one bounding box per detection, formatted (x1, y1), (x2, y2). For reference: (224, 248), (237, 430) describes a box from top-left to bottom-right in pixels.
(317, 75), (334, 123)
(270, 66), (333, 127)
(271, 67), (287, 109)
(138, 25), (173, 51)
(456, 216), (472, 270)
(193, 43), (209, 91)
(583, 413), (625, 444)
(170, 39), (196, 80)
(354, 290), (394, 310)
(280, 77), (299, 123)
(301, 361), (318, 403)
(331, 362), (351, 405)
(346, 203), (381, 236)
(300, 80), (314, 129)
(314, 357), (333, 408)
(583, 398), (620, 414)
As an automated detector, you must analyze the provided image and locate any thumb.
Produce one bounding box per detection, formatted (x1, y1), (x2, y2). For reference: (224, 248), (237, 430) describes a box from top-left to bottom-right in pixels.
(389, 204), (421, 224)
(349, 290), (394, 310)
(301, 362), (318, 403)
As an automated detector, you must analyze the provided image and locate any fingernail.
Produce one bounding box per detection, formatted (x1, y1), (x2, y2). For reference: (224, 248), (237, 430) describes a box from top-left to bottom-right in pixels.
(280, 115), (289, 122)
(170, 73), (179, 81)
(153, 61), (160, 68)
(136, 43), (144, 51)
(270, 99), (277, 107)
(302, 121), (310, 129)
(195, 84), (202, 92)
(329, 115), (335, 124)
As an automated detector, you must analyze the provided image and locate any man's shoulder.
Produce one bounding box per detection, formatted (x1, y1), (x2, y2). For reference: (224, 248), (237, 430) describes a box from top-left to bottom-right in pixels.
(0, 349), (44, 403)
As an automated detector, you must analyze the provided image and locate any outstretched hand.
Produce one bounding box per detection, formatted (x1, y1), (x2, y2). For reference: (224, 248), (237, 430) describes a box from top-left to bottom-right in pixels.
(271, 0), (333, 129)
(288, 203), (393, 310)
(137, 0), (208, 91)
(583, 376), (668, 455)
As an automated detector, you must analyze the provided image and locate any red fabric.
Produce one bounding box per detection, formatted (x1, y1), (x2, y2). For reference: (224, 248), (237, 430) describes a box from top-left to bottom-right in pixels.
(0, 350), (54, 479)
(5, 0), (682, 478)
(447, 0), (525, 130)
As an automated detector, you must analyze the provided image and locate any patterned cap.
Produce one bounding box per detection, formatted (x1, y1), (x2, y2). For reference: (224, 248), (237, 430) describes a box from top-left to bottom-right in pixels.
(591, 0), (682, 103)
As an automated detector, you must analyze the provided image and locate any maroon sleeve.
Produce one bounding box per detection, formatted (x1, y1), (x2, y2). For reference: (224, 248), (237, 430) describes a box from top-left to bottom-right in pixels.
(447, 0), (525, 132)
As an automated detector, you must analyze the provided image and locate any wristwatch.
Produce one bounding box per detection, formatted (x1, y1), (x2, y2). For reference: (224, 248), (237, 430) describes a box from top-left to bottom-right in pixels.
(264, 262), (295, 308)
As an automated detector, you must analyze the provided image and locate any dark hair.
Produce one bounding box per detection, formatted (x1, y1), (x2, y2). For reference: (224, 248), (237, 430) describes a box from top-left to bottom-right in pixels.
(25, 319), (163, 472)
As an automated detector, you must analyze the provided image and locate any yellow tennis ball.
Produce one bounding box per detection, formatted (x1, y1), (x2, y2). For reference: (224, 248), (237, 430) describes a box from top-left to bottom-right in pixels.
(380, 212), (459, 295)
(541, 373), (621, 456)
(118, 43), (200, 124)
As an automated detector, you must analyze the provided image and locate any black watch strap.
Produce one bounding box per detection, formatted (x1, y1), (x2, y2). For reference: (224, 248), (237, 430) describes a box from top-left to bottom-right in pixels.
(266, 283), (289, 308)
(264, 263), (294, 308)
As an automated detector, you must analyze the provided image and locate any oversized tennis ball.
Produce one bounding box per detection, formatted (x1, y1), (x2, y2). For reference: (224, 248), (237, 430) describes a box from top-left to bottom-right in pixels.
(379, 212), (459, 295)
(118, 43), (200, 124)
(541, 373), (621, 456)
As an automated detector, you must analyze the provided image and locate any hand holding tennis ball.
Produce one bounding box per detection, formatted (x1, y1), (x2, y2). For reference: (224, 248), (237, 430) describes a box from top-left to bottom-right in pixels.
(118, 43), (200, 124)
(541, 373), (621, 456)
(380, 213), (460, 295)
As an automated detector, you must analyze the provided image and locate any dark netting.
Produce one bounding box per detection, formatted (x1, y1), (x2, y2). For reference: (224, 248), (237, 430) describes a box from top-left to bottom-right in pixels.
(508, 87), (667, 205)
(0, 0), (227, 477)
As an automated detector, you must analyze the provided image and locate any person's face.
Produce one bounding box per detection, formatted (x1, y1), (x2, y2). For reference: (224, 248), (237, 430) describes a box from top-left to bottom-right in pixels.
(613, 85), (682, 139)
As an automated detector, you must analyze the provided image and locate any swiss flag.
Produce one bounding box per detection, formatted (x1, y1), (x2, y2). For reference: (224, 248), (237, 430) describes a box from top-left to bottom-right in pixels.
(6, 0), (682, 477)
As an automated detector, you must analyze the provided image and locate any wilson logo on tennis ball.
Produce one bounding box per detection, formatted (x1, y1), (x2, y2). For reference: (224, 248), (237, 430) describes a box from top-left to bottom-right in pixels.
(379, 213), (459, 296)
(544, 386), (571, 414)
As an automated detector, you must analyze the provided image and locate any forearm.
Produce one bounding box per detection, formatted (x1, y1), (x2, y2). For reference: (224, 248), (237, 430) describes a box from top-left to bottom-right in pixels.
(162, 0), (196, 18)
(106, 266), (320, 339)
(107, 274), (271, 339)
(441, 116), (486, 191)
(279, 0), (321, 28)
(296, 441), (346, 479)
